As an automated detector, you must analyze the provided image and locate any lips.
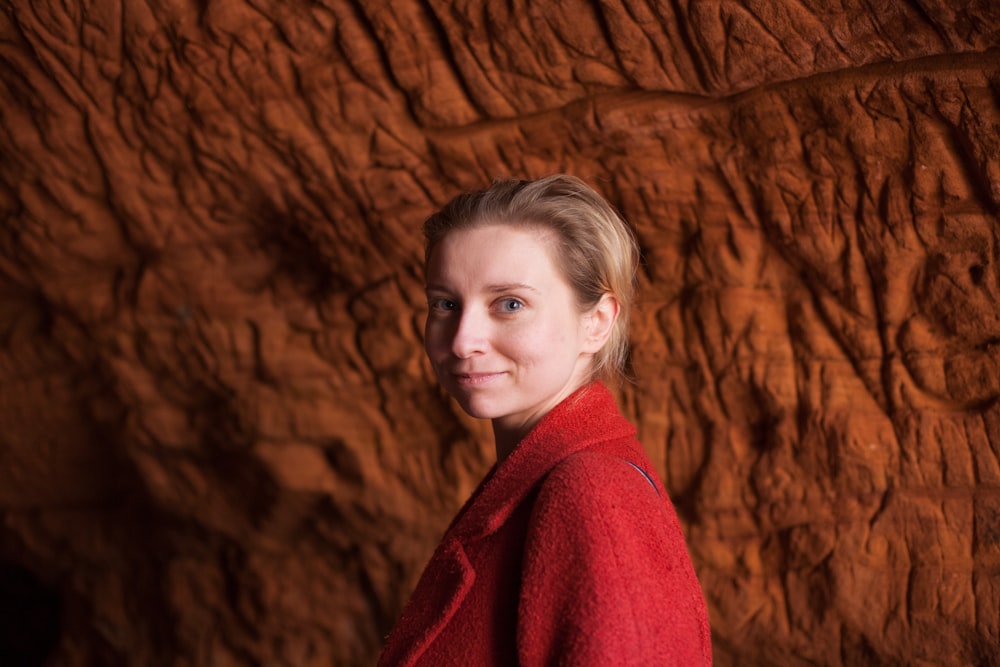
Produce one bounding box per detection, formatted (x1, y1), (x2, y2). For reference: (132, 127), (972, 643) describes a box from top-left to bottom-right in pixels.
(450, 371), (505, 386)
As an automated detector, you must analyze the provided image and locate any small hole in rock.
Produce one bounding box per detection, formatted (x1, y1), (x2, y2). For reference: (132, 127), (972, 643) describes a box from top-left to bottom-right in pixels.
(969, 264), (985, 285)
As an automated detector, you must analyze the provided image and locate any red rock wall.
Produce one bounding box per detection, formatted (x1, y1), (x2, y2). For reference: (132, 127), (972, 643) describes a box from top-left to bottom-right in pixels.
(1, 1), (999, 665)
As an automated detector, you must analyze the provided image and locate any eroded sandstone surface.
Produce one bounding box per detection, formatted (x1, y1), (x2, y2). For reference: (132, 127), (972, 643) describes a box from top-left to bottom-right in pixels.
(2, 1), (1000, 665)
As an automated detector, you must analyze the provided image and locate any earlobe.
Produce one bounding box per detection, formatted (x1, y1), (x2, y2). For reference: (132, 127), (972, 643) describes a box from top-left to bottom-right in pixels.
(583, 293), (620, 353)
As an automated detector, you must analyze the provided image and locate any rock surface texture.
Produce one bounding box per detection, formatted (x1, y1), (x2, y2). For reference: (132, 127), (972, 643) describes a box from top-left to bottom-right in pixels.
(2, 1), (1000, 665)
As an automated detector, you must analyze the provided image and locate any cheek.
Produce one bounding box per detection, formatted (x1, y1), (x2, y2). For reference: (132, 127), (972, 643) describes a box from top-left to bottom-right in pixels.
(503, 322), (562, 360)
(423, 318), (447, 356)
(537, 310), (577, 344)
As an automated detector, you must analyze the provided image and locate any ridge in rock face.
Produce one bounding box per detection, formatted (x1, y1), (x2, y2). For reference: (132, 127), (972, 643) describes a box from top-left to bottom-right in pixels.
(2, 1), (1000, 665)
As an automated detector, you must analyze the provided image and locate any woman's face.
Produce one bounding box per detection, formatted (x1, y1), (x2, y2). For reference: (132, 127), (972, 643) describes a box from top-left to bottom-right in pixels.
(424, 224), (603, 441)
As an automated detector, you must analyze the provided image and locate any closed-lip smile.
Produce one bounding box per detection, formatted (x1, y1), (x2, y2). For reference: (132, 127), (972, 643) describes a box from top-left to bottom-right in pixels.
(452, 371), (505, 386)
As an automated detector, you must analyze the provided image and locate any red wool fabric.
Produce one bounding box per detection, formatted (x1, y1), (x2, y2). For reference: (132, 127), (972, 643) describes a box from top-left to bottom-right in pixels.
(378, 382), (712, 666)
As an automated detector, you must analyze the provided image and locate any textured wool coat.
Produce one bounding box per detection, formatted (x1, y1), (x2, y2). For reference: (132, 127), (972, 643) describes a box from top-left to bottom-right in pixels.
(378, 382), (712, 666)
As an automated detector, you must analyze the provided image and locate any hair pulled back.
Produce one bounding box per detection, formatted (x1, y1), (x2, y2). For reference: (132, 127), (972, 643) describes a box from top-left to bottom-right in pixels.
(423, 174), (639, 382)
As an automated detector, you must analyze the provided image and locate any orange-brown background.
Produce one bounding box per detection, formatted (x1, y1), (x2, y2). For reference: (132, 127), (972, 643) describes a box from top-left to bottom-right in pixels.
(2, 1), (999, 665)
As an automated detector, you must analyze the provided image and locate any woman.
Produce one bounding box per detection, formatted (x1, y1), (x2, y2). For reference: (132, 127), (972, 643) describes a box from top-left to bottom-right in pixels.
(378, 175), (712, 666)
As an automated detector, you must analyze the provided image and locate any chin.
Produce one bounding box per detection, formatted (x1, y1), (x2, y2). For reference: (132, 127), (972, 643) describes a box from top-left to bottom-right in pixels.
(452, 394), (502, 421)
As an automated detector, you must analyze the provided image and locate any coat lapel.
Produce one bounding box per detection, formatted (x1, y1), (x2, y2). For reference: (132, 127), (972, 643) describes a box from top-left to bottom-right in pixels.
(452, 382), (637, 543)
(380, 382), (637, 666)
(379, 539), (475, 667)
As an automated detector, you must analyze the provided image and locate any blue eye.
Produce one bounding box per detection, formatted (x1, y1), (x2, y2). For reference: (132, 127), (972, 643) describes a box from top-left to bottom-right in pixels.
(498, 298), (523, 313)
(429, 298), (458, 312)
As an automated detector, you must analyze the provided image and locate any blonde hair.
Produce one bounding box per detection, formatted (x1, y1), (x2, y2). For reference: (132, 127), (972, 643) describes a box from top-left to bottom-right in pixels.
(423, 174), (639, 381)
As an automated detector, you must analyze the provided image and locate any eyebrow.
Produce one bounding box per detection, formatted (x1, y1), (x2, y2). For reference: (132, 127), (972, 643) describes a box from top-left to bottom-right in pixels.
(485, 282), (538, 293)
(425, 282), (539, 294)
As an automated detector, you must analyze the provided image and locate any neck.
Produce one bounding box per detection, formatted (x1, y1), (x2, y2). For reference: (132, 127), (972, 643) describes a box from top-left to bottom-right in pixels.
(492, 425), (521, 463)
(490, 378), (599, 464)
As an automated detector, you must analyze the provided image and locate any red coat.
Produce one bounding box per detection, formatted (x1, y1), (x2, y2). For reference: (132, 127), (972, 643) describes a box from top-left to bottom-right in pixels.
(378, 382), (712, 666)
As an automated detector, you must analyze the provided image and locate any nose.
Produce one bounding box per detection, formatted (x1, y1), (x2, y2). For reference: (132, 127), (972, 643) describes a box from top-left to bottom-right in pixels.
(450, 308), (488, 358)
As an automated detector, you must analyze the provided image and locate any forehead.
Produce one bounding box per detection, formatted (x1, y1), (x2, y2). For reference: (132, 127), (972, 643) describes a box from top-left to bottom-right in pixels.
(426, 224), (563, 285)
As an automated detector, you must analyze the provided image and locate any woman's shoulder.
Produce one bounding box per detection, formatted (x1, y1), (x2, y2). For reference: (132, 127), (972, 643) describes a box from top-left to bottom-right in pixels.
(535, 446), (665, 514)
(525, 446), (696, 580)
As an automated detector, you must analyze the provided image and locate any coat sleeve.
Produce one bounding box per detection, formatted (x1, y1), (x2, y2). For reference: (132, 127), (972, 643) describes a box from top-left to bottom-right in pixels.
(516, 452), (712, 667)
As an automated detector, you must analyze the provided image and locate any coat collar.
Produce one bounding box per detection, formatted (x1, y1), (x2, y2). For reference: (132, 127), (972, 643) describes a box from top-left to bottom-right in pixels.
(450, 381), (636, 542)
(377, 382), (638, 666)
